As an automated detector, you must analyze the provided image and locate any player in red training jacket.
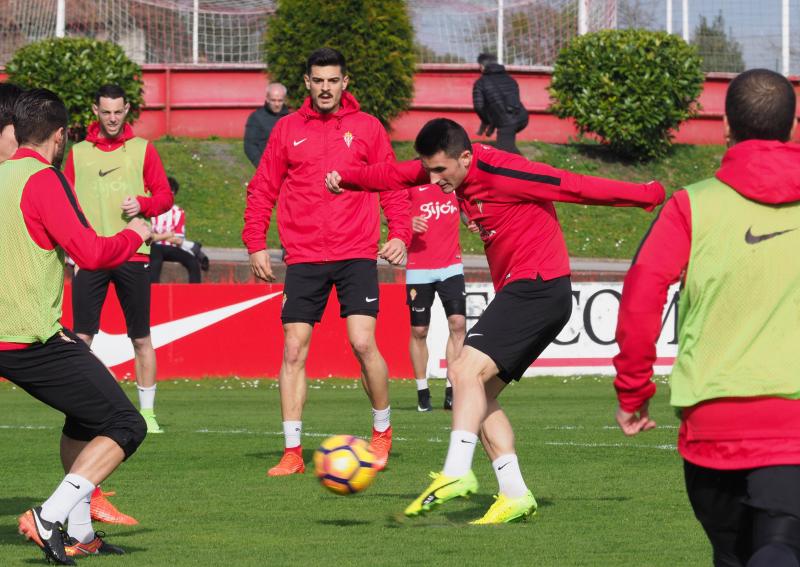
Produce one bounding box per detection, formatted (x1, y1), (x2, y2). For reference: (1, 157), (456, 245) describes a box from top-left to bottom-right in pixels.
(242, 48), (411, 476)
(326, 118), (664, 524)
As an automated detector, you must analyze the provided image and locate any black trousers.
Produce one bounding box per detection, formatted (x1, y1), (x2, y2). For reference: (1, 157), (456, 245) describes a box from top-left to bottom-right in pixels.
(684, 460), (800, 566)
(150, 244), (202, 284)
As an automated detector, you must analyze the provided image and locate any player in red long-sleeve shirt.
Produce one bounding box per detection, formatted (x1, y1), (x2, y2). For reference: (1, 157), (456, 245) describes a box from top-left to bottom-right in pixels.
(326, 118), (664, 524)
(0, 88), (150, 564)
(614, 69), (800, 566)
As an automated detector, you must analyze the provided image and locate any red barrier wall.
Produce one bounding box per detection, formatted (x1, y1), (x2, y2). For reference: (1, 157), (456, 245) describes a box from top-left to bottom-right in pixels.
(60, 282), (414, 380)
(134, 65), (800, 145)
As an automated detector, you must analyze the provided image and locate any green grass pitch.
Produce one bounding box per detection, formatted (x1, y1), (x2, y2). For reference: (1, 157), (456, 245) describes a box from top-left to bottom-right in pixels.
(0, 376), (709, 566)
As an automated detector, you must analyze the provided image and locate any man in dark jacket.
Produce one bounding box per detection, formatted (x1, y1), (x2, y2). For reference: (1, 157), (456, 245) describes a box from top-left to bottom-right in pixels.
(243, 82), (289, 167)
(473, 53), (528, 154)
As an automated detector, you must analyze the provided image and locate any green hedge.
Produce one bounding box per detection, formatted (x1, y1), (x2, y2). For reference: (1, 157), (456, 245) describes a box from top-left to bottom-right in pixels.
(6, 38), (144, 137)
(263, 0), (415, 127)
(549, 30), (704, 161)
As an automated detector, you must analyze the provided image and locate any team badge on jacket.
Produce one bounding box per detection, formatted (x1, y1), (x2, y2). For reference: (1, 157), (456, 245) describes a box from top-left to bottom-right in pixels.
(343, 131), (354, 148)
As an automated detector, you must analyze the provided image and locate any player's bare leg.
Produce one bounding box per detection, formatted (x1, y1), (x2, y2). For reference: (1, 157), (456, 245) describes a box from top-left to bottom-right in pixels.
(76, 333), (93, 347)
(347, 314), (392, 469)
(409, 325), (432, 411)
(269, 322), (313, 476)
(404, 346), (495, 516)
(443, 314), (466, 409)
(132, 335), (161, 433)
(69, 334), (140, 524)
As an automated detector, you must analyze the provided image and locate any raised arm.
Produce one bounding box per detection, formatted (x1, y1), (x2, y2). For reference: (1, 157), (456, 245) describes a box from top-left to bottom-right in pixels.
(477, 152), (665, 210)
(330, 159), (428, 193)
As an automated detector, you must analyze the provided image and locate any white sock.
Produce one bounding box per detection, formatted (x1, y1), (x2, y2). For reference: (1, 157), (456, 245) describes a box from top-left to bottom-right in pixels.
(283, 421), (302, 448)
(442, 430), (478, 477)
(446, 378), (452, 388)
(493, 454), (528, 498)
(415, 379), (429, 391)
(137, 384), (157, 411)
(372, 406), (391, 432)
(40, 474), (95, 524)
(67, 494), (94, 544)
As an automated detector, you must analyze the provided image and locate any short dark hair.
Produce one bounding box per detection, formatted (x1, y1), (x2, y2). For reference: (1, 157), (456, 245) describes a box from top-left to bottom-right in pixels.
(414, 118), (472, 158)
(726, 69), (796, 143)
(95, 84), (127, 104)
(306, 47), (347, 76)
(13, 88), (69, 145)
(0, 82), (23, 130)
(167, 176), (180, 195)
(477, 52), (497, 66)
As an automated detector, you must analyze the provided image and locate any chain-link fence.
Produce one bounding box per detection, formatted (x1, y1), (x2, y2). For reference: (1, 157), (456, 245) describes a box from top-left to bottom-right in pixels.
(0, 0), (797, 74)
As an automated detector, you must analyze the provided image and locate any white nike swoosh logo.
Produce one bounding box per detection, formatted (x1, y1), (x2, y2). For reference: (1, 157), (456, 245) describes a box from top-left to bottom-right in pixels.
(92, 292), (282, 367)
(418, 186), (429, 191)
(293, 138), (307, 147)
(467, 333), (483, 338)
(33, 511), (52, 540)
(365, 297), (378, 303)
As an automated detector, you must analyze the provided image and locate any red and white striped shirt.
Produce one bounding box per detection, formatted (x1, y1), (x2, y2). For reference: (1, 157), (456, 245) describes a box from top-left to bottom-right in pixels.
(151, 205), (185, 247)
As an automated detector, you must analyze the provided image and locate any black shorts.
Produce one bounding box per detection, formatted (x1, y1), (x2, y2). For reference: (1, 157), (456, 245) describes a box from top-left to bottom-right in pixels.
(465, 276), (572, 382)
(406, 275), (466, 327)
(0, 329), (146, 458)
(282, 260), (379, 325)
(684, 461), (800, 566)
(72, 261), (151, 339)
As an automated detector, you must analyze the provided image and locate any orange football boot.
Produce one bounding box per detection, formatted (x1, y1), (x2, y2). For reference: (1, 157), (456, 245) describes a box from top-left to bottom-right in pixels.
(90, 488), (139, 525)
(267, 450), (305, 476)
(65, 532), (125, 557)
(369, 426), (392, 471)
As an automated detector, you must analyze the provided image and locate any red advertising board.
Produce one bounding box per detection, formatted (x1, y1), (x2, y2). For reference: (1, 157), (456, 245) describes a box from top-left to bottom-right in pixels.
(60, 283), (414, 380)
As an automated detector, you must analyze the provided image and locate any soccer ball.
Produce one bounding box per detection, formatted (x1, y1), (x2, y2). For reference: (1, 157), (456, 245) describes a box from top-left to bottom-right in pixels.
(313, 435), (377, 495)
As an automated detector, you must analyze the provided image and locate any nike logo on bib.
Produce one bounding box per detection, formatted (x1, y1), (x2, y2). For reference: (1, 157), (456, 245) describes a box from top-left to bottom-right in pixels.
(293, 138), (307, 147)
(745, 226), (797, 244)
(98, 167), (120, 177)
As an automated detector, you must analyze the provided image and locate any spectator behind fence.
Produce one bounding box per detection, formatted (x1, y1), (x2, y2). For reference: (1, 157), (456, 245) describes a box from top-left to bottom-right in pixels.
(243, 82), (289, 167)
(473, 53), (529, 155)
(149, 176), (209, 284)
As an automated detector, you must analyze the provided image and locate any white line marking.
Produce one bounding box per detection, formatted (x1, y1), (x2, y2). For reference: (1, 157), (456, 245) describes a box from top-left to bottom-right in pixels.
(545, 441), (676, 451)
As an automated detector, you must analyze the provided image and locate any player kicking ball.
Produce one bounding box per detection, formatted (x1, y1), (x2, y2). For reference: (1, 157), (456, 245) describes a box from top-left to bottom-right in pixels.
(326, 118), (665, 523)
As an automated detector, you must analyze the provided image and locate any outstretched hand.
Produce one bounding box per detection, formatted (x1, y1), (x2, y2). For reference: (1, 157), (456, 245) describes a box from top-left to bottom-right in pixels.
(326, 171), (343, 194)
(616, 402), (657, 437)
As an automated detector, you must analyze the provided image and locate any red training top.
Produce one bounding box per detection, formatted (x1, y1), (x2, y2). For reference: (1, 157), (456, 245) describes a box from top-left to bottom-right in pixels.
(614, 140), (800, 469)
(242, 92), (411, 264)
(63, 122), (172, 261)
(0, 148), (143, 351)
(340, 144), (663, 290)
(407, 184), (462, 270)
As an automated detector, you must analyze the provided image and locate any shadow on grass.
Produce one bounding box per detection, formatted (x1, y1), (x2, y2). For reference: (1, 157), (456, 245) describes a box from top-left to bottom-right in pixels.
(0, 497), (42, 516)
(315, 519), (371, 527)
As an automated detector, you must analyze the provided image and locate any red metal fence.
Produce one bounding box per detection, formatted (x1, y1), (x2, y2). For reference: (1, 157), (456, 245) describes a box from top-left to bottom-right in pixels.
(134, 65), (800, 145)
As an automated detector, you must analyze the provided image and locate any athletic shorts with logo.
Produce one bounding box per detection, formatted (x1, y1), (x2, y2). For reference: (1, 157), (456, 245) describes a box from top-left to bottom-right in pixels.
(465, 276), (572, 382)
(0, 329), (145, 458)
(282, 259), (379, 325)
(684, 461), (800, 565)
(406, 274), (466, 326)
(72, 261), (151, 339)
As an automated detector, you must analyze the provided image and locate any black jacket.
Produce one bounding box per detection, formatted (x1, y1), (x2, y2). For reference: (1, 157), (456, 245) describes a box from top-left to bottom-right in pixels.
(472, 63), (528, 131)
(243, 104), (289, 167)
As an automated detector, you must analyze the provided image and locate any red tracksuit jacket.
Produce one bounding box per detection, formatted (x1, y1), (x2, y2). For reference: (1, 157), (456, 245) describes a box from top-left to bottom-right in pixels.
(242, 92), (410, 263)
